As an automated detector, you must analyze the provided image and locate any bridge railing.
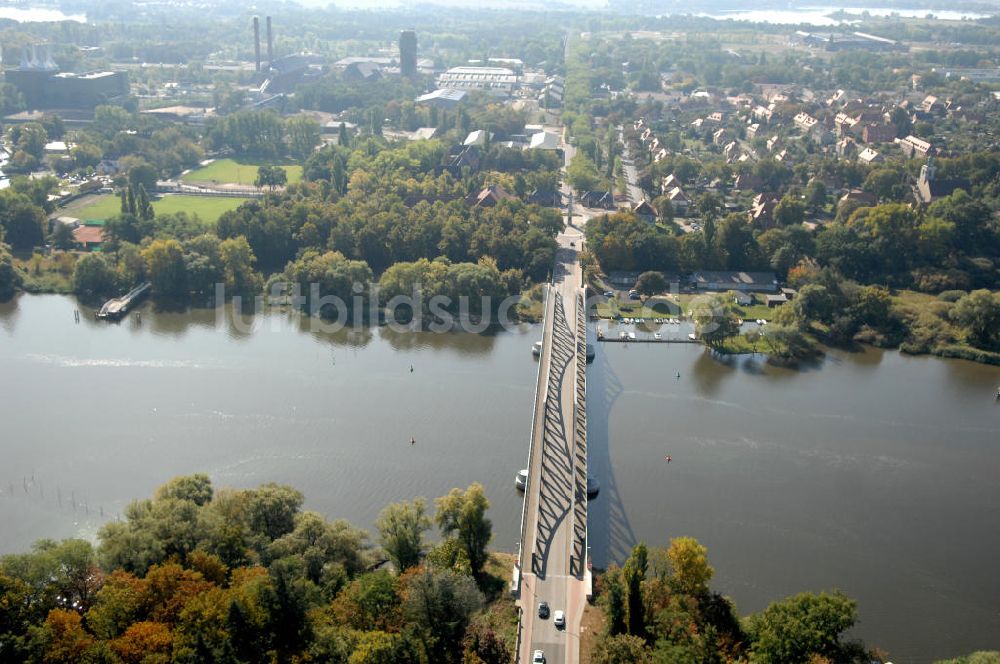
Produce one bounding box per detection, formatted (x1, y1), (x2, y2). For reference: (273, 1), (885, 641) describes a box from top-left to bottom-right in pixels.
(514, 284), (551, 580)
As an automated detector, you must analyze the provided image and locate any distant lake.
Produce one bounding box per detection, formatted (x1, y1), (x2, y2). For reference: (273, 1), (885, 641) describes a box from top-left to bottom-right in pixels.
(1, 294), (998, 662)
(0, 6), (85, 22)
(693, 6), (992, 26)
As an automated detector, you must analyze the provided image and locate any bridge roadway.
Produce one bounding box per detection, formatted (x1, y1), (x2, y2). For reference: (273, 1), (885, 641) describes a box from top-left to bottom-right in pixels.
(516, 221), (589, 664)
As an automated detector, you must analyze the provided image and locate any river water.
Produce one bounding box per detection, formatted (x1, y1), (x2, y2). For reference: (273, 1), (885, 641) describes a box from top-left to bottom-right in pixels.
(0, 294), (997, 661)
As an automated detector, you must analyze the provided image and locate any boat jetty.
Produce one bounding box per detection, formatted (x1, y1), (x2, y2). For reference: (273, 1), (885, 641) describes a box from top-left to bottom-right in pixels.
(97, 283), (151, 321)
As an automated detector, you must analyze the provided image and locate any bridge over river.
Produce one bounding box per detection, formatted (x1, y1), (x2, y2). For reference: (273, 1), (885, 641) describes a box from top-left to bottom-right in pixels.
(513, 221), (590, 664)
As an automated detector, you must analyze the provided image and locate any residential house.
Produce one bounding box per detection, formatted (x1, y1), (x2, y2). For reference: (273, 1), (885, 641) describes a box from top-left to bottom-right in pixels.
(733, 173), (763, 191)
(919, 95), (943, 115)
(528, 131), (561, 151)
(836, 136), (858, 158)
(665, 186), (690, 214)
(857, 147), (883, 165)
(723, 141), (740, 162)
(526, 189), (562, 207)
(899, 135), (933, 158)
(632, 200), (657, 223)
(466, 184), (516, 208)
(839, 189), (877, 207)
(661, 174), (682, 192)
(748, 193), (779, 227)
(835, 112), (859, 136)
(72, 224), (105, 251)
(580, 191), (615, 210)
(862, 123), (896, 144)
(410, 127), (438, 141)
(441, 145), (481, 177)
(794, 112), (819, 133)
(464, 130), (491, 147)
(766, 293), (789, 307)
(746, 122), (761, 140)
(95, 159), (120, 176)
(712, 128), (729, 146)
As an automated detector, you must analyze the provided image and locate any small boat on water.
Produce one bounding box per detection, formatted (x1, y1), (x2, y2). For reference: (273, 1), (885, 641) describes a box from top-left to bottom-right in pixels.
(587, 475), (600, 499)
(628, 332), (637, 341)
(688, 332), (697, 340)
(515, 469), (528, 491)
(597, 328), (604, 339)
(532, 341), (542, 357)
(619, 330), (627, 340)
(654, 332), (662, 340)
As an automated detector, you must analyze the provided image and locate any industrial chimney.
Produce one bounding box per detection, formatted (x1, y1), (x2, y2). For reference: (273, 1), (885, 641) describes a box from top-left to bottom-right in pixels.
(253, 16), (261, 73)
(399, 30), (417, 78)
(266, 16), (273, 69)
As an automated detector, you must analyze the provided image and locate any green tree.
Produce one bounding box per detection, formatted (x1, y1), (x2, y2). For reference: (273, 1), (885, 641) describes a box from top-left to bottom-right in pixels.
(566, 152), (602, 192)
(0, 191), (46, 250)
(745, 590), (858, 664)
(652, 195), (673, 223)
(402, 568), (482, 664)
(592, 633), (652, 664)
(599, 565), (626, 636)
(376, 498), (431, 572)
(791, 283), (835, 329)
(142, 238), (188, 297)
(890, 107), (913, 138)
(434, 484), (492, 581)
(774, 195), (806, 226)
(950, 290), (1000, 349)
(0, 241), (21, 301)
(286, 116), (322, 160)
(691, 293), (740, 348)
(635, 270), (667, 300)
(622, 543), (647, 638)
(804, 180), (827, 213)
(219, 236), (262, 296)
(73, 253), (117, 299)
(127, 161), (159, 193)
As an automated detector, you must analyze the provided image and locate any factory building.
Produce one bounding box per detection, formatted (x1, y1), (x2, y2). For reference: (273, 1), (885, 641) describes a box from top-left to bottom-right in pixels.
(4, 45), (128, 109)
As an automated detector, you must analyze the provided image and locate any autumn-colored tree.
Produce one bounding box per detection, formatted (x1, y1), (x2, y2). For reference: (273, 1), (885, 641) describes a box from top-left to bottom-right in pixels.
(666, 537), (714, 596)
(109, 620), (174, 664)
(37, 609), (94, 664)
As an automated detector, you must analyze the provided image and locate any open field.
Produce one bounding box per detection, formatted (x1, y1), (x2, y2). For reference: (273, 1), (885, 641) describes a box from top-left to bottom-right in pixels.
(181, 159), (303, 186)
(72, 194), (250, 225)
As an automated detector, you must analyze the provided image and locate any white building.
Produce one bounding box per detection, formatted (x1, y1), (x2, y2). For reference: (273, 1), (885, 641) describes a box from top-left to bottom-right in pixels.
(437, 66), (518, 95)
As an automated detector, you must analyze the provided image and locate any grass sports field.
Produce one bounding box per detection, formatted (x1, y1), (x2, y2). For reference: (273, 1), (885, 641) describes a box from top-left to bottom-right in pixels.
(73, 194), (250, 225)
(180, 159), (302, 186)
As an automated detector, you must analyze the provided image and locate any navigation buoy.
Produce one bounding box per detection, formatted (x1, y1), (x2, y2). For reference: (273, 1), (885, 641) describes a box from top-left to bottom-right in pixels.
(410, 437), (415, 445)
(675, 371), (681, 379)
(665, 455), (672, 463)
(410, 365), (414, 373)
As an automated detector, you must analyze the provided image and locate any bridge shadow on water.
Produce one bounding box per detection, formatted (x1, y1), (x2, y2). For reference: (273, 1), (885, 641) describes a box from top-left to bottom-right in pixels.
(586, 341), (639, 569)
